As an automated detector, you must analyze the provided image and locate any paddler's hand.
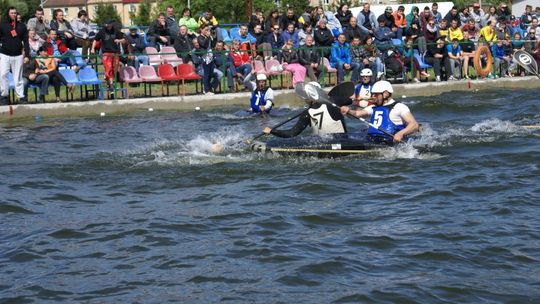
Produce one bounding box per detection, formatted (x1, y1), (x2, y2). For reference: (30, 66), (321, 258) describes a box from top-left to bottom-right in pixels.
(263, 127), (272, 134)
(259, 105), (265, 112)
(340, 106), (350, 115)
(393, 132), (404, 143)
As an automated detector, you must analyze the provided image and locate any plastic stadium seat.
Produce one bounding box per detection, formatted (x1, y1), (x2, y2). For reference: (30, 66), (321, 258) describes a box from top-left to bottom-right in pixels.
(253, 60), (266, 74)
(176, 64), (202, 96)
(157, 64), (182, 95)
(264, 59), (292, 89)
(139, 65), (163, 96)
(78, 67), (103, 100)
(119, 66), (143, 98)
(145, 47), (162, 66)
(160, 46), (183, 67)
(321, 57), (337, 86)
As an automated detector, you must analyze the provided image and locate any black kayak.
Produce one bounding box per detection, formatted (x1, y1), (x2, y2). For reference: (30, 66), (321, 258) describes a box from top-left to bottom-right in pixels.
(250, 132), (394, 157)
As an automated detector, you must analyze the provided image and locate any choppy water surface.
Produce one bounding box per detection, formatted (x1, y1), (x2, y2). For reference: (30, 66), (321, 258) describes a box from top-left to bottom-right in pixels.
(1, 88), (539, 303)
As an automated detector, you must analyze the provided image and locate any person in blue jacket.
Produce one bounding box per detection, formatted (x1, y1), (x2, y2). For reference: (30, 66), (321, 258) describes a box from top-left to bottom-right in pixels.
(244, 70), (274, 114)
(340, 80), (419, 144)
(331, 33), (361, 83)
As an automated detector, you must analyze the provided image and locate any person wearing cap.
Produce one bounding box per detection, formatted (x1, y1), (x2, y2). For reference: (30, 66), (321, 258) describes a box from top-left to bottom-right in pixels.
(425, 38), (447, 82)
(470, 3), (486, 27)
(341, 80), (419, 144)
(378, 6), (396, 30)
(353, 68), (374, 108)
(71, 10), (92, 60)
(91, 19), (125, 98)
(262, 82), (347, 137)
(125, 26), (149, 70)
(244, 70), (274, 114)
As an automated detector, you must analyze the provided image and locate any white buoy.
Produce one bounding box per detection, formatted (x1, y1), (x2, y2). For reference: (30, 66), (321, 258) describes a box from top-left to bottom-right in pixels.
(100, 112), (106, 117)
(402, 95), (407, 99)
(195, 106), (201, 111)
(148, 108), (154, 112)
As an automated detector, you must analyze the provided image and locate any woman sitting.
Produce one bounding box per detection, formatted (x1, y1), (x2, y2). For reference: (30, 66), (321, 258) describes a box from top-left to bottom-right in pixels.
(280, 39), (307, 87)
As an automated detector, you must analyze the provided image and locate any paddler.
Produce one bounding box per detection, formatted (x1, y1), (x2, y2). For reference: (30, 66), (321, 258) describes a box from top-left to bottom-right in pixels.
(340, 80), (419, 143)
(353, 68), (375, 108)
(262, 82), (347, 138)
(244, 70), (274, 114)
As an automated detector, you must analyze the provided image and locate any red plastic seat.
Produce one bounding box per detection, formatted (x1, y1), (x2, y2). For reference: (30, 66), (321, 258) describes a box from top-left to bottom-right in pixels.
(158, 64), (182, 95)
(176, 64), (202, 96)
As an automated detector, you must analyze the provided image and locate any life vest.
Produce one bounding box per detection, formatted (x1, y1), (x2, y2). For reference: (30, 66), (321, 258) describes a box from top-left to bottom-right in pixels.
(355, 83), (372, 100)
(368, 102), (405, 141)
(250, 88), (272, 113)
(307, 103), (346, 135)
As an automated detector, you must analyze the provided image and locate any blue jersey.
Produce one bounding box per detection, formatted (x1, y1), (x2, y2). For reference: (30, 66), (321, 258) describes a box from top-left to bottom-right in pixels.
(250, 88), (273, 113)
(368, 103), (405, 141)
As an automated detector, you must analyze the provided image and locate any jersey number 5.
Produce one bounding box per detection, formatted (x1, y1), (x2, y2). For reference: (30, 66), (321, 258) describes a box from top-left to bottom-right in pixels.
(373, 111), (383, 128)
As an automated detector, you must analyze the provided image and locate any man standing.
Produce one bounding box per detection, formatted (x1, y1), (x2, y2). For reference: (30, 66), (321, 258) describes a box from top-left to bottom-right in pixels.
(91, 19), (125, 98)
(26, 7), (50, 40)
(0, 7), (30, 105)
(166, 6), (180, 38)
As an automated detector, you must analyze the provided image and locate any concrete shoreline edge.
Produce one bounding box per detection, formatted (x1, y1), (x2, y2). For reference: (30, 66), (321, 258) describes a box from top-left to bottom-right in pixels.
(1, 77), (538, 122)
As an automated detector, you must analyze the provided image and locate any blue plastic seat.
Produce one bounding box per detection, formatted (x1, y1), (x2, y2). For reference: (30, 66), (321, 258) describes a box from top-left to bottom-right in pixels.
(392, 38), (403, 46)
(413, 49), (432, 69)
(78, 67), (104, 100)
(72, 50), (86, 67)
(59, 69), (83, 85)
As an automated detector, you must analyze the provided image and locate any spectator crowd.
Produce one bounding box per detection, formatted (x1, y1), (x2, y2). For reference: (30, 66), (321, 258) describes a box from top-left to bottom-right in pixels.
(1, 2), (540, 105)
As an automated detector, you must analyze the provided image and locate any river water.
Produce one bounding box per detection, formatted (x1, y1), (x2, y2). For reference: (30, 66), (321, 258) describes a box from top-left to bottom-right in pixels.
(1, 88), (539, 303)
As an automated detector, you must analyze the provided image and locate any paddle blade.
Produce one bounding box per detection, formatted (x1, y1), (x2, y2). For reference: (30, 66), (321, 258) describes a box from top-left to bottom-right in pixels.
(514, 50), (540, 78)
(294, 83), (310, 100)
(328, 82), (354, 106)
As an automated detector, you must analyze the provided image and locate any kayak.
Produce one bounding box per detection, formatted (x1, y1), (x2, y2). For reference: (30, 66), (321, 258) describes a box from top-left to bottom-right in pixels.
(250, 132), (394, 157)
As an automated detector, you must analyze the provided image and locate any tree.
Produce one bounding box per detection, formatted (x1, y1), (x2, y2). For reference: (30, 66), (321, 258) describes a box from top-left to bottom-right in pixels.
(0, 0), (30, 21)
(129, 0), (153, 26)
(92, 2), (122, 26)
(278, 0), (309, 17)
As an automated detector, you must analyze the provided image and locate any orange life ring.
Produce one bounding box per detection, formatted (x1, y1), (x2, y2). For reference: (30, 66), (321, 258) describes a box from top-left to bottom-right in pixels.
(473, 45), (492, 77)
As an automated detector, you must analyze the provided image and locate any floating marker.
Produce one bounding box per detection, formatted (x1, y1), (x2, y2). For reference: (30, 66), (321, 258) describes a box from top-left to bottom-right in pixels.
(402, 95), (406, 99)
(35, 115), (41, 122)
(195, 106), (201, 111)
(100, 112), (106, 117)
(148, 108), (154, 112)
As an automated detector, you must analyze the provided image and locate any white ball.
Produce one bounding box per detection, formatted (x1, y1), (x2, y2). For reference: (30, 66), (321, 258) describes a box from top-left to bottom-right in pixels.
(195, 106), (201, 111)
(402, 95), (406, 99)
(148, 108), (154, 112)
(100, 112), (105, 117)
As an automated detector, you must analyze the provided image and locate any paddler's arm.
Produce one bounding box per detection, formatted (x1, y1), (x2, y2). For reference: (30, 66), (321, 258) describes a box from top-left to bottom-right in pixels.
(263, 111), (310, 138)
(340, 106), (369, 118)
(393, 111), (419, 142)
(243, 70), (256, 92)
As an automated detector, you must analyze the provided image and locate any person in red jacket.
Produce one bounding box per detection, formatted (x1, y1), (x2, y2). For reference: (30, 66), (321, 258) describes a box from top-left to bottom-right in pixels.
(227, 39), (253, 89)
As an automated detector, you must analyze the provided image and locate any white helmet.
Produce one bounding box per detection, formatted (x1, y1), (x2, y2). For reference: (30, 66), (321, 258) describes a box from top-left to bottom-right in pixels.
(256, 73), (267, 81)
(307, 81), (321, 88)
(372, 80), (393, 94)
(360, 68), (373, 77)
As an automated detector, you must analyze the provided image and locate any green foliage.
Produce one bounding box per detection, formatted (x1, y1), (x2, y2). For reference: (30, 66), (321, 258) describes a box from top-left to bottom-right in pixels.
(129, 0), (153, 26)
(0, 0), (30, 20)
(278, 0), (310, 16)
(327, 0), (362, 14)
(92, 2), (122, 26)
